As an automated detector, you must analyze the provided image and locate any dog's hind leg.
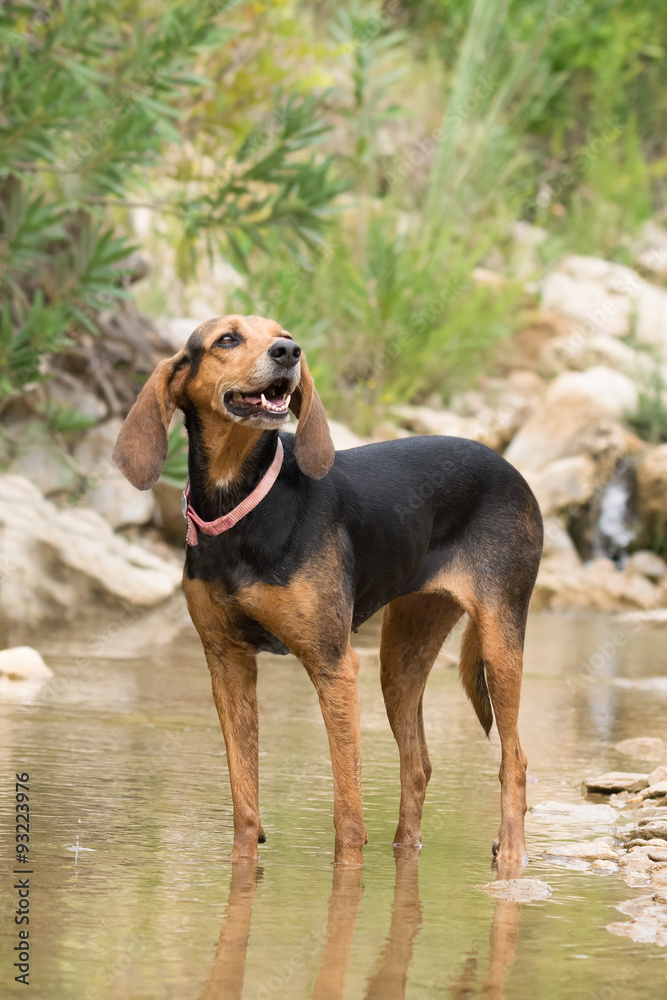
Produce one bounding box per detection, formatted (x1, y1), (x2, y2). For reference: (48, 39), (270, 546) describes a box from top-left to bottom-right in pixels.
(380, 592), (464, 848)
(476, 604), (529, 874)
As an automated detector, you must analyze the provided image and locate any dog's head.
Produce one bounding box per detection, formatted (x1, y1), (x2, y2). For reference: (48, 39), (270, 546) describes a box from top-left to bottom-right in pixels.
(112, 315), (335, 489)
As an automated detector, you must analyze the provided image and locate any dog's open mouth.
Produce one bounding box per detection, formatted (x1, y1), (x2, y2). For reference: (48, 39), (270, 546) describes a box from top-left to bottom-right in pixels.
(224, 378), (292, 419)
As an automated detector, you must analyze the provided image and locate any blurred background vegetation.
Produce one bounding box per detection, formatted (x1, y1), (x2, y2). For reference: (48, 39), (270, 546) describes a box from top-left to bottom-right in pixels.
(1, 0), (667, 440)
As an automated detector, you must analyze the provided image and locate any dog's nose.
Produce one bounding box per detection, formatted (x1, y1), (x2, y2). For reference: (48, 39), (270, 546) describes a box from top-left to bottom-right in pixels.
(268, 339), (302, 368)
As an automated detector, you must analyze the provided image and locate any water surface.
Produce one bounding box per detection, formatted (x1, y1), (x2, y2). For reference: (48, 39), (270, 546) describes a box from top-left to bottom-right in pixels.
(1, 604), (667, 998)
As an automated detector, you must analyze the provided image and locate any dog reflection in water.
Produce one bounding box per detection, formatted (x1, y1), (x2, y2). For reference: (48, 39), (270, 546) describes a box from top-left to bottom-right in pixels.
(198, 853), (522, 1000)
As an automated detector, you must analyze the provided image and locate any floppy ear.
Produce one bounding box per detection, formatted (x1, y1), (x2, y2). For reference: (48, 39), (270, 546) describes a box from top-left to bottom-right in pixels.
(289, 353), (335, 479)
(112, 354), (186, 490)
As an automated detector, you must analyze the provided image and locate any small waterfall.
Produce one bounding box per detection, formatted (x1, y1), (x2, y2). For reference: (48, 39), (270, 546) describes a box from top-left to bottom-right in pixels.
(568, 459), (638, 563)
(594, 461), (637, 562)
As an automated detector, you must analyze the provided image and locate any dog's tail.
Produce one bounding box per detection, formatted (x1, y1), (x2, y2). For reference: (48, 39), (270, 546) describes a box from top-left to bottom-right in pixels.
(459, 617), (493, 737)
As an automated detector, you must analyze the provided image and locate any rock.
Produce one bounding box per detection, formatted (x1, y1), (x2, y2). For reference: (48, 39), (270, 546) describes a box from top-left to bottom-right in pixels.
(389, 388), (535, 453)
(636, 446), (667, 546)
(543, 332), (650, 379)
(541, 518), (583, 569)
(84, 477), (154, 530)
(529, 800), (617, 825)
(543, 839), (618, 862)
(617, 845), (658, 873)
(73, 418), (123, 475)
(11, 442), (79, 496)
(371, 422), (412, 441)
(529, 454), (597, 517)
(0, 475), (182, 629)
(46, 379), (106, 422)
(327, 420), (369, 451)
(476, 878), (552, 902)
(634, 220), (667, 279)
(155, 317), (200, 352)
(533, 554), (660, 613)
(607, 895), (667, 946)
(504, 367), (637, 477)
(0, 645), (53, 702)
(642, 782), (667, 800)
(590, 859), (617, 872)
(622, 822), (667, 843)
(615, 736), (665, 762)
(541, 255), (667, 357)
(649, 850), (667, 863)
(0, 646), (52, 680)
(73, 419), (154, 528)
(626, 552), (667, 582)
(584, 772), (650, 794)
(649, 767), (667, 786)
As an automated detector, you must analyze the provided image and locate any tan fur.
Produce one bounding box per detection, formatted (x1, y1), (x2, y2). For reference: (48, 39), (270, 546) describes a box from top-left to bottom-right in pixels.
(401, 562), (528, 865)
(112, 313), (335, 490)
(289, 358), (336, 479)
(111, 351), (187, 489)
(380, 592), (463, 847)
(459, 618), (494, 736)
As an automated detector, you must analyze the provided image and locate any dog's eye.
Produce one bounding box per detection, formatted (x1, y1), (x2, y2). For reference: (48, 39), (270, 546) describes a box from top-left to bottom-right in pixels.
(215, 333), (238, 348)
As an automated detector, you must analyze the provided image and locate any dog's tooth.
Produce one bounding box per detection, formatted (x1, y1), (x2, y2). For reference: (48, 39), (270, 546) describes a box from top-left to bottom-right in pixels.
(261, 393), (268, 408)
(285, 394), (291, 407)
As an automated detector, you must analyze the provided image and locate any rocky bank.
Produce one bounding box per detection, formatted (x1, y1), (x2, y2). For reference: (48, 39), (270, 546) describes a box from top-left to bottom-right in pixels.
(4, 244), (667, 627)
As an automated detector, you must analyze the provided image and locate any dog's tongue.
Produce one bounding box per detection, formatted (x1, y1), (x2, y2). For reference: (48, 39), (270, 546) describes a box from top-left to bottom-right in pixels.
(243, 394), (262, 405)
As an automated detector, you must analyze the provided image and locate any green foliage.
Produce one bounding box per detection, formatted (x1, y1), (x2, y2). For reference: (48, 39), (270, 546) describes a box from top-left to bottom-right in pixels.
(3, 0), (667, 432)
(161, 421), (189, 488)
(232, 211), (522, 428)
(631, 353), (667, 445)
(0, 0), (343, 404)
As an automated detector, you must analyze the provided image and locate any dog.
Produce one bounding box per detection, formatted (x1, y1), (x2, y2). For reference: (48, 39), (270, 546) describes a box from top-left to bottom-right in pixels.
(113, 314), (543, 868)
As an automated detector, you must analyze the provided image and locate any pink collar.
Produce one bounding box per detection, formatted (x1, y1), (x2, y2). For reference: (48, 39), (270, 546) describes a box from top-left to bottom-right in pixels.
(182, 438), (284, 546)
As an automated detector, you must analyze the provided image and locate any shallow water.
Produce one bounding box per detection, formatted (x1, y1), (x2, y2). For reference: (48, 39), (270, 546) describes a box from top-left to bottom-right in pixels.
(1, 603), (667, 999)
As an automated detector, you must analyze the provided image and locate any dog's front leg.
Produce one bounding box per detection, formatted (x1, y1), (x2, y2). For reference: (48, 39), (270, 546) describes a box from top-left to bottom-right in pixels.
(306, 646), (367, 866)
(205, 645), (262, 862)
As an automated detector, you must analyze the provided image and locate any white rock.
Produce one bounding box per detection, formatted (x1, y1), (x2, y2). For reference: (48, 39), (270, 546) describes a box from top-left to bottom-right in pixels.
(528, 454), (597, 517)
(504, 367), (637, 475)
(590, 859), (617, 873)
(532, 555), (660, 613)
(389, 403), (522, 452)
(327, 420), (369, 451)
(607, 895), (667, 946)
(155, 317), (200, 352)
(0, 646), (53, 702)
(73, 419), (154, 528)
(626, 552), (667, 582)
(543, 839), (618, 861)
(541, 255), (667, 356)
(540, 519), (582, 569)
(545, 333), (648, 377)
(635, 220), (667, 278)
(73, 419), (124, 475)
(0, 646), (52, 680)
(476, 878), (552, 902)
(11, 444), (79, 496)
(0, 475), (182, 629)
(84, 478), (154, 530)
(584, 772), (649, 794)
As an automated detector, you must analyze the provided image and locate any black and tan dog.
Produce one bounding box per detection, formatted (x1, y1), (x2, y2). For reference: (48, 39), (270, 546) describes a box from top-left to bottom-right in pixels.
(113, 315), (543, 868)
